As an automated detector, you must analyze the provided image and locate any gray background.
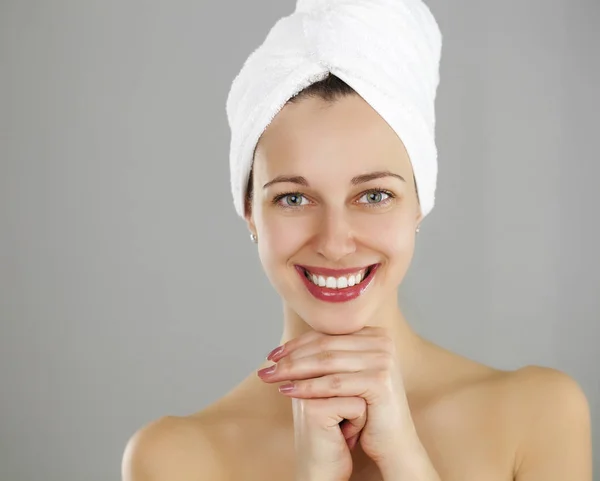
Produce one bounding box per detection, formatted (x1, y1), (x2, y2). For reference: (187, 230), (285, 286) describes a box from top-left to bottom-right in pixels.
(1, 1), (598, 480)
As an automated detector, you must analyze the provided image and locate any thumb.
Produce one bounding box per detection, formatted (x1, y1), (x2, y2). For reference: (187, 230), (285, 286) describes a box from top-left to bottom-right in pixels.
(339, 400), (367, 448)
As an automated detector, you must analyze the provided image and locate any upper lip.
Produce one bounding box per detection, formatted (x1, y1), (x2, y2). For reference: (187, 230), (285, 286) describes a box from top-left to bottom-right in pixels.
(296, 264), (377, 277)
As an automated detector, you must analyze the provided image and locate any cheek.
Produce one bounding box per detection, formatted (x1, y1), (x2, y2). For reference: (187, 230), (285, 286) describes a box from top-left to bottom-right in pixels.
(357, 211), (416, 259)
(256, 213), (312, 267)
(385, 220), (415, 252)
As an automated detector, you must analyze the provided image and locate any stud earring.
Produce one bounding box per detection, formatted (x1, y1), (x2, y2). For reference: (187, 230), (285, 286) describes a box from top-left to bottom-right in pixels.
(250, 233), (258, 243)
(416, 226), (420, 234)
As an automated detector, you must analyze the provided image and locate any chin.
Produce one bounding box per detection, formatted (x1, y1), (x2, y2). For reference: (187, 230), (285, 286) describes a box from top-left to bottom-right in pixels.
(314, 321), (368, 335)
(291, 296), (381, 335)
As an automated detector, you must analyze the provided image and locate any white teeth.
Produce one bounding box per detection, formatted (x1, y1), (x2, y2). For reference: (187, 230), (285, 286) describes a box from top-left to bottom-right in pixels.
(304, 267), (372, 289)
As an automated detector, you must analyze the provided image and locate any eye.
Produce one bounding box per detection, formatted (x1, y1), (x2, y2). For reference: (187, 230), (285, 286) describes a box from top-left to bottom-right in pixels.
(275, 193), (309, 207)
(357, 189), (392, 205)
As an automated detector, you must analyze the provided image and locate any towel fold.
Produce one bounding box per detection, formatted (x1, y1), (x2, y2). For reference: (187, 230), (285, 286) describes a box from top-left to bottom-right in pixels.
(226, 0), (442, 219)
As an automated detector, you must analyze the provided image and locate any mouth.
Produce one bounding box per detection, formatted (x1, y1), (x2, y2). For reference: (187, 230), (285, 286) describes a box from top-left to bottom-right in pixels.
(294, 264), (380, 303)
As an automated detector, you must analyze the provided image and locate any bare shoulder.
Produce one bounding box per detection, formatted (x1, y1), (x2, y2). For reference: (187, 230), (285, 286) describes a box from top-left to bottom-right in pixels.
(504, 364), (589, 402)
(121, 415), (231, 481)
(503, 365), (592, 480)
(502, 365), (591, 427)
(428, 353), (592, 479)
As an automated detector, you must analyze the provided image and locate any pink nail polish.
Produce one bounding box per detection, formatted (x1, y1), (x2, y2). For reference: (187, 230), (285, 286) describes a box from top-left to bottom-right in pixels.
(278, 383), (295, 393)
(257, 365), (276, 377)
(266, 345), (284, 361)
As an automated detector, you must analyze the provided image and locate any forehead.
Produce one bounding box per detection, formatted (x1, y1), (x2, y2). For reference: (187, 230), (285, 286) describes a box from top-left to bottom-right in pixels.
(253, 95), (413, 181)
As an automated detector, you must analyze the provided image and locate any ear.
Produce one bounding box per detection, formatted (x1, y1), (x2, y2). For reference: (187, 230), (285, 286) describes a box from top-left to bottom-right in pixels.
(415, 204), (424, 226)
(244, 206), (257, 238)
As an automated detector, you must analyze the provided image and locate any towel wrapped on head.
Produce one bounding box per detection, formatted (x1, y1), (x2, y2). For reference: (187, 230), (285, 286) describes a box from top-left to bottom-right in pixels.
(226, 0), (443, 219)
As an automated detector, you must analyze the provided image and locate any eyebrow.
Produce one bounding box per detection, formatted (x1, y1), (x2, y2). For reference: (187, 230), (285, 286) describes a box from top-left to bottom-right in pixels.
(262, 170), (406, 189)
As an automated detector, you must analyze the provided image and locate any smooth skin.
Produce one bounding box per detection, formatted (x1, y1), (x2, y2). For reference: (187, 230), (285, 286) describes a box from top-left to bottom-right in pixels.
(122, 95), (592, 481)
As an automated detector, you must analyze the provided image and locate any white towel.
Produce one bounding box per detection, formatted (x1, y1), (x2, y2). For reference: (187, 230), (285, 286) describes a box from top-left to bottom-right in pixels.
(226, 0), (442, 219)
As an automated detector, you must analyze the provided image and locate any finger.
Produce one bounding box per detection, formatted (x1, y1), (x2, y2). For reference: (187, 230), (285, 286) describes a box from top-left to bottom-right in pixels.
(269, 326), (392, 362)
(293, 396), (367, 431)
(259, 350), (392, 383)
(285, 334), (393, 362)
(322, 396), (368, 431)
(337, 398), (368, 443)
(268, 330), (325, 361)
(340, 416), (366, 446)
(278, 371), (395, 405)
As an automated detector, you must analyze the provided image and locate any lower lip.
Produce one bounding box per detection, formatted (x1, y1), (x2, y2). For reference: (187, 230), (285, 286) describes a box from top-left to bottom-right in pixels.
(295, 264), (380, 303)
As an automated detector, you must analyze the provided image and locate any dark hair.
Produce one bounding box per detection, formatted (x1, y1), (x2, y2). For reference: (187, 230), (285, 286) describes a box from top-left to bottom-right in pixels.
(244, 73), (357, 216)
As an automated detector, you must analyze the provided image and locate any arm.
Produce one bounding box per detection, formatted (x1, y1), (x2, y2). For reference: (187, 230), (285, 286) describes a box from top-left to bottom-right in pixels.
(121, 416), (228, 481)
(513, 366), (592, 481)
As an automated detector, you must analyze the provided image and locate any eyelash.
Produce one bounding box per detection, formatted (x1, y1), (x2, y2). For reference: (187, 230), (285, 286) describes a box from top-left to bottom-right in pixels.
(272, 188), (396, 210)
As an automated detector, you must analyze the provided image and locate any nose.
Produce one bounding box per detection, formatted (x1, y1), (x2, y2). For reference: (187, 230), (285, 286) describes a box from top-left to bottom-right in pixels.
(314, 208), (356, 263)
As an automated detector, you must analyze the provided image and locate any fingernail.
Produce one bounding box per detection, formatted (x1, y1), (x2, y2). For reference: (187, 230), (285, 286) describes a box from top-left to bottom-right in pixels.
(278, 383), (295, 393)
(257, 365), (276, 377)
(266, 345), (284, 361)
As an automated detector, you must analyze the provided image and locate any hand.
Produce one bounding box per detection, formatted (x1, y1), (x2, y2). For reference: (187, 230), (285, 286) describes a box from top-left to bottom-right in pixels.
(258, 327), (420, 478)
(291, 395), (367, 481)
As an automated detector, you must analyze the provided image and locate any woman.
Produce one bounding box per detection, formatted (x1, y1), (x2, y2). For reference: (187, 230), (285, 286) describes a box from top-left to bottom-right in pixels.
(122, 1), (592, 480)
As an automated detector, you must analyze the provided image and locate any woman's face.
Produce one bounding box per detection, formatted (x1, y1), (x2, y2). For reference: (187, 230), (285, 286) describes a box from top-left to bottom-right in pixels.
(246, 94), (422, 334)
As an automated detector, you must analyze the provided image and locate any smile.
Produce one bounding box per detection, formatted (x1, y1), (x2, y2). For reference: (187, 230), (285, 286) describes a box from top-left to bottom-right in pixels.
(294, 264), (380, 303)
(303, 266), (371, 289)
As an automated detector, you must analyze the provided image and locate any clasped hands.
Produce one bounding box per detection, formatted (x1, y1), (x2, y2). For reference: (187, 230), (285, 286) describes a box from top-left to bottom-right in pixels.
(257, 326), (424, 477)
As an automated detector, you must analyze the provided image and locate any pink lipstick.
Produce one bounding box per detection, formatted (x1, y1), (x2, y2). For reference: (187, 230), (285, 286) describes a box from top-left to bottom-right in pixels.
(294, 264), (380, 303)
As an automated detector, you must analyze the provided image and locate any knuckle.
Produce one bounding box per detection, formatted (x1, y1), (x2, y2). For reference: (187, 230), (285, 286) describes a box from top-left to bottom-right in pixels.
(373, 368), (391, 384)
(317, 349), (335, 363)
(317, 337), (331, 351)
(328, 374), (343, 391)
(301, 379), (313, 394)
